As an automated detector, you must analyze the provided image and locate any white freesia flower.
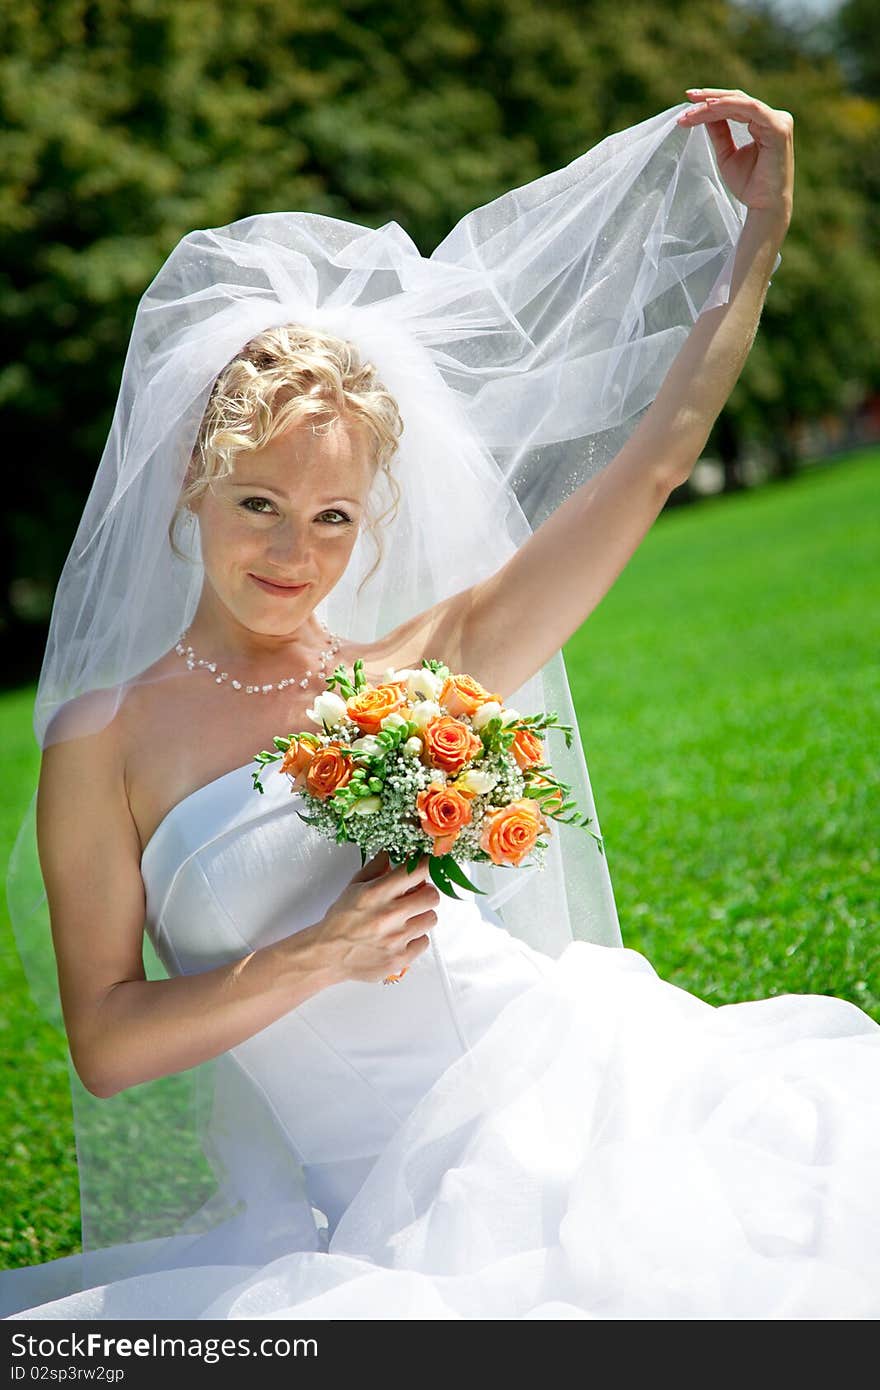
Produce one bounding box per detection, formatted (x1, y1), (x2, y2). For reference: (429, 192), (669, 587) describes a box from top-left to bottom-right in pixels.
(380, 712), (409, 731)
(306, 691), (348, 728)
(403, 736), (423, 757)
(471, 700), (503, 731)
(350, 795), (382, 815)
(350, 734), (383, 757)
(501, 707), (522, 725)
(408, 699), (443, 730)
(406, 668), (444, 703)
(455, 767), (498, 795)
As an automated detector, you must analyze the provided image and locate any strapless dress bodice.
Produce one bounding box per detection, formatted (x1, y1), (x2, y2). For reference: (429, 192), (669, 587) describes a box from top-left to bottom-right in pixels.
(140, 760), (554, 1234)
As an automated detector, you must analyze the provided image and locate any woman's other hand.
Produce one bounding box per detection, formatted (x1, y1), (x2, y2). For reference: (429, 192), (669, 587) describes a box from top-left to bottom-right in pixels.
(315, 850), (441, 985)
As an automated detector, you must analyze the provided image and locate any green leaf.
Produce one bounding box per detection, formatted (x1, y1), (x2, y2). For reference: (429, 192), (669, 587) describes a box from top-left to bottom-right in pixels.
(439, 855), (486, 895)
(428, 855), (462, 900)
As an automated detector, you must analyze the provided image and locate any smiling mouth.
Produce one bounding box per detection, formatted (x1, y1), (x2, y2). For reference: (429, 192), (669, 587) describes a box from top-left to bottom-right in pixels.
(249, 574), (311, 592)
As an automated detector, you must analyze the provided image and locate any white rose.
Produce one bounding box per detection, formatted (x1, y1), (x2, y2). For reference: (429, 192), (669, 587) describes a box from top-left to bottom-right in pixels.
(471, 700), (503, 731)
(408, 699), (443, 730)
(455, 767), (498, 795)
(403, 736), (423, 757)
(500, 707), (522, 725)
(306, 691), (348, 729)
(382, 666), (411, 685)
(350, 734), (384, 757)
(349, 795), (382, 815)
(406, 669), (444, 703)
(380, 711), (409, 731)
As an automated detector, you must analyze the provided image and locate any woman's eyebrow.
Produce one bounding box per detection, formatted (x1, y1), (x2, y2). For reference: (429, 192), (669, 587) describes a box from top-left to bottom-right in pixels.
(230, 480), (361, 505)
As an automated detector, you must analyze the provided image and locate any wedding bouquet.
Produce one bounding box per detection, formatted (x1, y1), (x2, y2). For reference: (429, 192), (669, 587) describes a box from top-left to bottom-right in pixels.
(252, 657), (603, 907)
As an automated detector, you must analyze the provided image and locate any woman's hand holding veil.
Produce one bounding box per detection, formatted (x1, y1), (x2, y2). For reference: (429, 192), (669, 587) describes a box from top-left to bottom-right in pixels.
(678, 88), (794, 226)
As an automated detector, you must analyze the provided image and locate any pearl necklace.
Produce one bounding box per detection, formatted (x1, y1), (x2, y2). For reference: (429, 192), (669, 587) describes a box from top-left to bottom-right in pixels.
(174, 618), (343, 694)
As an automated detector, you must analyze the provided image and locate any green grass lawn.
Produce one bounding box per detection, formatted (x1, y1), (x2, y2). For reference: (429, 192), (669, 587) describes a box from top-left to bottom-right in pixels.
(1, 447), (877, 1270)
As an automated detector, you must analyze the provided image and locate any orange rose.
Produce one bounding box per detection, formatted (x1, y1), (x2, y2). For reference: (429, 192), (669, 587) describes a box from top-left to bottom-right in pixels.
(421, 714), (483, 776)
(416, 783), (474, 857)
(439, 672), (504, 718)
(280, 734), (319, 792)
(479, 799), (548, 867)
(510, 726), (544, 770)
(346, 683), (407, 735)
(526, 774), (564, 814)
(305, 742), (355, 800)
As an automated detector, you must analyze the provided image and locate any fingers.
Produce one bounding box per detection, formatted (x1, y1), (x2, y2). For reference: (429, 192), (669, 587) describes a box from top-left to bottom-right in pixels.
(353, 849), (427, 882)
(686, 87), (752, 97)
(394, 881), (440, 925)
(356, 853), (433, 908)
(402, 932), (431, 962)
(405, 906), (436, 928)
(351, 848), (392, 881)
(678, 90), (784, 130)
(679, 99), (768, 126)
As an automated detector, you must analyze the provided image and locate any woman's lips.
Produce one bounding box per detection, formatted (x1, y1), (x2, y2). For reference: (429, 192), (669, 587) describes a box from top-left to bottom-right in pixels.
(249, 574), (311, 596)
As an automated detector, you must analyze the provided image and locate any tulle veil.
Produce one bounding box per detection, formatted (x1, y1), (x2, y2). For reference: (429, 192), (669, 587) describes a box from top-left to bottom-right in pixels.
(2, 101), (766, 1312)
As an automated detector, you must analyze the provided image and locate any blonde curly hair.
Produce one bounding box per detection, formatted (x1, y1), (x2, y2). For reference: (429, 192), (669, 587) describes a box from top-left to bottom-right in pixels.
(171, 323), (404, 594)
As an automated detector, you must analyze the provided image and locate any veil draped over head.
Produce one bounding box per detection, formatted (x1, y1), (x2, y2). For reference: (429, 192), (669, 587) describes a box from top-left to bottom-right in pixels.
(4, 103), (770, 1304)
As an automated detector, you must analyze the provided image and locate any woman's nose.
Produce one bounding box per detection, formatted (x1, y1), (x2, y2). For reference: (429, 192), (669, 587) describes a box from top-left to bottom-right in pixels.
(266, 515), (310, 564)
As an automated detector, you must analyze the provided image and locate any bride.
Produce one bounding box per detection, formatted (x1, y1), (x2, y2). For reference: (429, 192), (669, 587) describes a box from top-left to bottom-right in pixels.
(3, 90), (879, 1322)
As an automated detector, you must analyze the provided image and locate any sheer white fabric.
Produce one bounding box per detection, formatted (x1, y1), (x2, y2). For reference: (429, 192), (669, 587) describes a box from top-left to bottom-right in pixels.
(2, 767), (878, 1320)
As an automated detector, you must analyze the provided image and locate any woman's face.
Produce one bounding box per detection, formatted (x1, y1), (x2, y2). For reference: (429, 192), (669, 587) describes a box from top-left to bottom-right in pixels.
(191, 415), (375, 639)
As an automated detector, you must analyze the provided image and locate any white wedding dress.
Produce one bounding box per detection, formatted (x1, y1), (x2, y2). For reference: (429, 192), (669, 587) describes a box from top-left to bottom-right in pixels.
(3, 761), (879, 1320)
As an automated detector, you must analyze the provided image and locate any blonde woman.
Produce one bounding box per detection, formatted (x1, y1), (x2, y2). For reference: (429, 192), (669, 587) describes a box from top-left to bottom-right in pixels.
(4, 92), (878, 1322)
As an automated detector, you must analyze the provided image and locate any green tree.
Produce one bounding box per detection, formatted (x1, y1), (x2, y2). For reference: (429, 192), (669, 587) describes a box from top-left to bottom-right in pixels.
(1, 0), (877, 646)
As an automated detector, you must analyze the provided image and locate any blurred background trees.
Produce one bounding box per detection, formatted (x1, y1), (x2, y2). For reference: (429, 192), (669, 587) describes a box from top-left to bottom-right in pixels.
(1, 0), (878, 667)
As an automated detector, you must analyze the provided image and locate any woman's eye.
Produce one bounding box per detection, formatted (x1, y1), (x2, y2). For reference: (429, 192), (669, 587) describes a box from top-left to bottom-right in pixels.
(240, 498), (352, 525)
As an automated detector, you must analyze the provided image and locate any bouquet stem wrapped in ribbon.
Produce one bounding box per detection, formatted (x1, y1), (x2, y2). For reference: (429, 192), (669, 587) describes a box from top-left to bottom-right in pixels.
(252, 658), (603, 981)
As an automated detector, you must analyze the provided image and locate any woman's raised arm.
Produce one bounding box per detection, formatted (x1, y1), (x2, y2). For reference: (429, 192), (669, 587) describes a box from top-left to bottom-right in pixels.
(455, 92), (793, 700)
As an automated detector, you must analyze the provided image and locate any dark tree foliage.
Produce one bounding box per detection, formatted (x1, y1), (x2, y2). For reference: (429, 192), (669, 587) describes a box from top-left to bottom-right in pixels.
(1, 0), (877, 643)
